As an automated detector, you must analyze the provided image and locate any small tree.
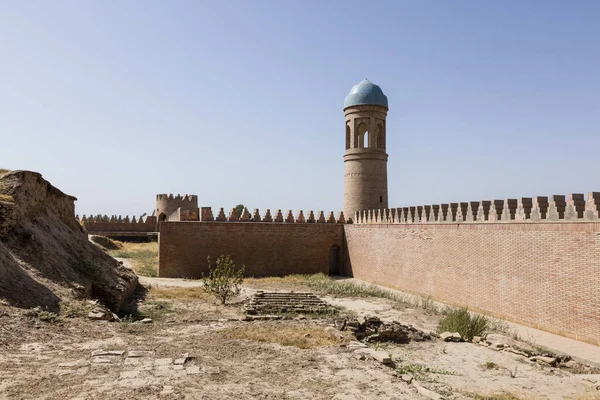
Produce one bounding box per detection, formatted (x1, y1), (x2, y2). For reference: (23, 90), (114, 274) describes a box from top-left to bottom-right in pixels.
(202, 255), (245, 304)
(234, 204), (246, 218)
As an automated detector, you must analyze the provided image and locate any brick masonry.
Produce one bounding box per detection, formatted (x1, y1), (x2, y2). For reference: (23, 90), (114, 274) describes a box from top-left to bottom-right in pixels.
(344, 104), (389, 218)
(158, 222), (344, 278)
(344, 222), (600, 345)
(155, 194), (198, 222)
(79, 215), (157, 233)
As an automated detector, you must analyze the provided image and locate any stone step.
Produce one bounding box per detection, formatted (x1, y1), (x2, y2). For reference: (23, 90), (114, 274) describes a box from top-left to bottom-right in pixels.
(245, 291), (334, 316)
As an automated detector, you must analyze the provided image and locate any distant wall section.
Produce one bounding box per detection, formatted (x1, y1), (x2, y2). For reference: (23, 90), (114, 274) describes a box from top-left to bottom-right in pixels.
(159, 215), (345, 278)
(79, 215), (157, 233)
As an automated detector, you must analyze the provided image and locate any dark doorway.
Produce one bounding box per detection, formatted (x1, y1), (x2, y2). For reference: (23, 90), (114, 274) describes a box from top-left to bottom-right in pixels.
(158, 213), (167, 222)
(329, 245), (340, 275)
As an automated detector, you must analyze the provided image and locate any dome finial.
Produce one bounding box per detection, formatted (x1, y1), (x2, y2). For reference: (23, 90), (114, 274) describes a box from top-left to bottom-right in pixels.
(344, 79), (388, 108)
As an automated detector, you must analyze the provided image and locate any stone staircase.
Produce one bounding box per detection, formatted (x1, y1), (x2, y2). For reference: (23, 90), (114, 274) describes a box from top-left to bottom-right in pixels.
(243, 291), (335, 315)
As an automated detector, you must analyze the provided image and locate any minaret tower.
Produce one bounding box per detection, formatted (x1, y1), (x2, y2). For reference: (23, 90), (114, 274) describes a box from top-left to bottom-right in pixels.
(343, 79), (389, 219)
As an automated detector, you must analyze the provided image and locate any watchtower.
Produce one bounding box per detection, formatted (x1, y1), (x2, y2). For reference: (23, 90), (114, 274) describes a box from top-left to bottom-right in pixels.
(155, 194), (198, 222)
(343, 79), (389, 219)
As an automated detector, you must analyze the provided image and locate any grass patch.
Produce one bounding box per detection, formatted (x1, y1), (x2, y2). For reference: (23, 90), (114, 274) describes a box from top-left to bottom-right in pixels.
(0, 169), (11, 177)
(149, 286), (208, 300)
(118, 300), (173, 333)
(0, 178), (13, 202)
(482, 361), (500, 370)
(60, 301), (90, 318)
(487, 317), (511, 334)
(296, 274), (405, 299)
(137, 300), (172, 321)
(79, 259), (99, 277)
(26, 306), (62, 323)
(119, 318), (155, 334)
(438, 307), (488, 341)
(108, 242), (158, 277)
(302, 378), (331, 394)
(221, 324), (349, 349)
(419, 296), (436, 312)
(396, 363), (458, 377)
(248, 274), (409, 301)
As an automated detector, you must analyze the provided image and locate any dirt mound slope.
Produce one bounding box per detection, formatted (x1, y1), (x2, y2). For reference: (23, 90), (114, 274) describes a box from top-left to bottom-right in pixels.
(90, 235), (122, 250)
(0, 170), (138, 312)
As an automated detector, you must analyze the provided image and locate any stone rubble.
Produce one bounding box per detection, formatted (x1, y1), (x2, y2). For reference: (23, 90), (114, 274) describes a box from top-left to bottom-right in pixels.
(412, 381), (444, 400)
(352, 347), (393, 365)
(439, 332), (462, 342)
(87, 305), (120, 322)
(467, 334), (600, 373)
(337, 316), (436, 367)
(241, 315), (283, 321)
(531, 355), (558, 366)
(127, 350), (155, 358)
(334, 315), (436, 343)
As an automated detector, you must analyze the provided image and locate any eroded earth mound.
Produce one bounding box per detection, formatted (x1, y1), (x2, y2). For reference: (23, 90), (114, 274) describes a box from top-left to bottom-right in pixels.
(0, 170), (137, 312)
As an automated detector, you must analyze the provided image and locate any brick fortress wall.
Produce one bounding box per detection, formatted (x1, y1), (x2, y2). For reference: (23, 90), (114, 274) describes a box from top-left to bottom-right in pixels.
(159, 207), (348, 278)
(78, 215), (158, 233)
(345, 192), (600, 345)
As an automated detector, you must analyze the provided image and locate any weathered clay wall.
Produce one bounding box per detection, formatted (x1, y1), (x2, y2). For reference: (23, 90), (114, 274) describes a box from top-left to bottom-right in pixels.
(344, 222), (600, 345)
(0, 170), (138, 312)
(0, 201), (16, 237)
(159, 222), (344, 278)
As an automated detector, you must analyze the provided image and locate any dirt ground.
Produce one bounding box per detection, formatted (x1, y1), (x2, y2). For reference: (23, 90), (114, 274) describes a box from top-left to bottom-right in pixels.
(1, 276), (600, 400)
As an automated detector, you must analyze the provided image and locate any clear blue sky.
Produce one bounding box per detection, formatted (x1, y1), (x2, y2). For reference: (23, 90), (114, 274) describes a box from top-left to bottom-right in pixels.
(1, 1), (599, 217)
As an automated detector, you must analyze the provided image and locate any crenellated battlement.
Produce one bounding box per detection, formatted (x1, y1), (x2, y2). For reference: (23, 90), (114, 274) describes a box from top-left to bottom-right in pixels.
(77, 214), (158, 233)
(155, 193), (199, 222)
(155, 194), (198, 202)
(193, 207), (350, 224)
(354, 192), (600, 224)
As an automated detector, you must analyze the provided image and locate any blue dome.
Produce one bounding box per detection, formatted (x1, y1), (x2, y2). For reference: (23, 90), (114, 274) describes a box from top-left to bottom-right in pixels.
(344, 79), (388, 108)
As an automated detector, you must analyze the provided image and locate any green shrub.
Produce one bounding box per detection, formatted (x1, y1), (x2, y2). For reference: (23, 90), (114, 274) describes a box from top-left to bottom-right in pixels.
(79, 260), (99, 277)
(202, 255), (244, 304)
(437, 307), (488, 341)
(26, 306), (62, 323)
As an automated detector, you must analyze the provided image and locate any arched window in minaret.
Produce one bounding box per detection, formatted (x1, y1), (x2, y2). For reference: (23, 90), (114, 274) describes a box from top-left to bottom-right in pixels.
(346, 123), (351, 150)
(357, 122), (369, 148)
